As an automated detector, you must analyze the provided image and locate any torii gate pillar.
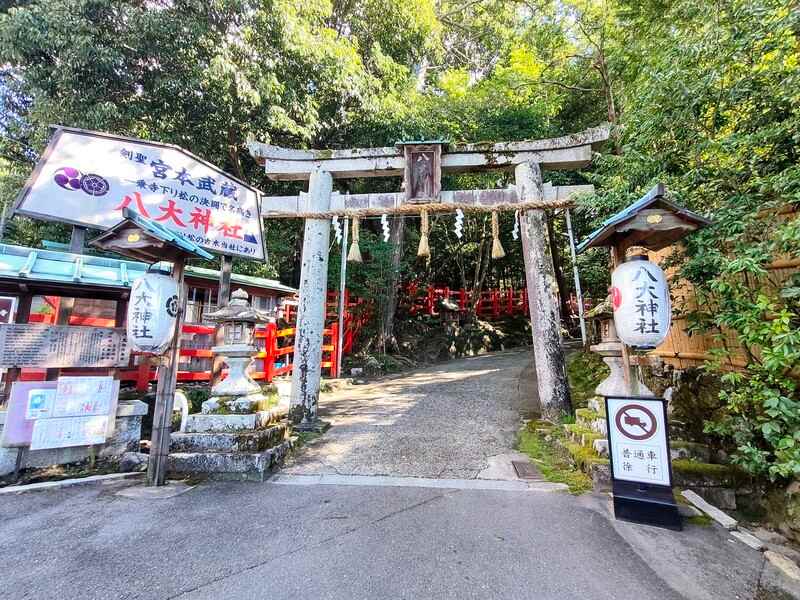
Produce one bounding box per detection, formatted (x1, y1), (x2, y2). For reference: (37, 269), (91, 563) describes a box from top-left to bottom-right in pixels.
(516, 161), (572, 420)
(290, 168), (333, 430)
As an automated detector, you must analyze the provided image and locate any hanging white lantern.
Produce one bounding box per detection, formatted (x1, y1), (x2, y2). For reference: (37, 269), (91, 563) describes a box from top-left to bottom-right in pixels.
(127, 268), (179, 354)
(611, 256), (671, 349)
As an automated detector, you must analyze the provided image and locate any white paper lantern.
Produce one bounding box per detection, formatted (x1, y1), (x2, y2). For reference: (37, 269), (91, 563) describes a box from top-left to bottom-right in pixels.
(127, 269), (179, 354)
(611, 256), (671, 349)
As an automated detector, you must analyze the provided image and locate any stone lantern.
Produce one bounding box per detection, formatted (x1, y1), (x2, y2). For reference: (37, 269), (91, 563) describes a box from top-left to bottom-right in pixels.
(201, 288), (270, 414)
(586, 297), (653, 397)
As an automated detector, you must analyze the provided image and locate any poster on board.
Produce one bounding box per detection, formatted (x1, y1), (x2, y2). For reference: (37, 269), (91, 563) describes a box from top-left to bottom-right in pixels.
(2, 377), (119, 450)
(13, 127), (264, 260)
(0, 381), (58, 447)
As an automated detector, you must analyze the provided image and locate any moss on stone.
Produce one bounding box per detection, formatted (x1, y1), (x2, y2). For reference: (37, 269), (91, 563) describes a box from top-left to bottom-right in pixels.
(565, 442), (608, 471)
(563, 424), (603, 449)
(566, 350), (610, 409)
(517, 428), (593, 495)
(527, 419), (555, 432)
(672, 459), (749, 487)
(686, 514), (713, 527)
(574, 408), (601, 425)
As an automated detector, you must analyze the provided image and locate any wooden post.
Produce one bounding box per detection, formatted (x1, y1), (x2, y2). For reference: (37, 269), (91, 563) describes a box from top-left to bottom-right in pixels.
(516, 161), (572, 421)
(1, 293), (32, 403)
(289, 168), (332, 427)
(264, 322), (276, 382)
(211, 255), (232, 387)
(69, 226), (86, 253)
(610, 245), (638, 395)
(45, 296), (75, 381)
(147, 258), (187, 486)
(329, 321), (339, 379)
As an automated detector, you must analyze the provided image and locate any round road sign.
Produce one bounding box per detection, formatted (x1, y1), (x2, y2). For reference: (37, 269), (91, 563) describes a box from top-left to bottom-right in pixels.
(615, 403), (657, 441)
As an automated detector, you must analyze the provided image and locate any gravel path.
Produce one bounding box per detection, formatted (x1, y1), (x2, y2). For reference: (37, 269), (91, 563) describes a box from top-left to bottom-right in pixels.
(282, 349), (539, 479)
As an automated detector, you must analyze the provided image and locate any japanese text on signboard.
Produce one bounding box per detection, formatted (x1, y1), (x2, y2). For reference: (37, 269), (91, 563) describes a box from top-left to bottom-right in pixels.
(14, 128), (264, 260)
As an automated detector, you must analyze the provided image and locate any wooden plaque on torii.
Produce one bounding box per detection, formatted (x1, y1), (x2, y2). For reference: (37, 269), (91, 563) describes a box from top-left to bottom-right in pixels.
(397, 142), (444, 203)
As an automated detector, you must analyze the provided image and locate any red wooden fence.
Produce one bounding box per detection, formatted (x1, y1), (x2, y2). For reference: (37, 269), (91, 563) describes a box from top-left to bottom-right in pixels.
(403, 284), (595, 322)
(20, 291), (369, 390)
(404, 284), (530, 319)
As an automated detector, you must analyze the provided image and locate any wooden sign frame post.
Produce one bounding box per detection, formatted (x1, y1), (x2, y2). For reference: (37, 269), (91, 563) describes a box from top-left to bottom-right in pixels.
(91, 208), (213, 486)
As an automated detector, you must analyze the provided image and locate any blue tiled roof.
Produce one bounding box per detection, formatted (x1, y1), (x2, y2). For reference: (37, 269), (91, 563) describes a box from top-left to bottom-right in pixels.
(0, 243), (297, 295)
(576, 184), (711, 253)
(0, 243), (149, 288)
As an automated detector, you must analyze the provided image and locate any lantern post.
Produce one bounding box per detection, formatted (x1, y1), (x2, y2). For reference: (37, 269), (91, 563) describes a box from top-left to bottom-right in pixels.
(90, 208), (213, 486)
(575, 184), (712, 395)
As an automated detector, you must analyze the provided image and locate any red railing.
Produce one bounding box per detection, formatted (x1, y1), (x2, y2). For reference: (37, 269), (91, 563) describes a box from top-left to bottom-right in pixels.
(18, 322), (343, 391)
(22, 293), (364, 391)
(402, 285), (596, 321)
(120, 321), (342, 391)
(404, 284), (530, 319)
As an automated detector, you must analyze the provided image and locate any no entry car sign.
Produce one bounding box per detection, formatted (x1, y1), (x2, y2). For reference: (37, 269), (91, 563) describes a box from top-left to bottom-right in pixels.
(606, 397), (671, 486)
(605, 395), (681, 530)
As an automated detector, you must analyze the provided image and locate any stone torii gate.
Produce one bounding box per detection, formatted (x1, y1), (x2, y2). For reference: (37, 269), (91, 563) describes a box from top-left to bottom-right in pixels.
(248, 126), (609, 425)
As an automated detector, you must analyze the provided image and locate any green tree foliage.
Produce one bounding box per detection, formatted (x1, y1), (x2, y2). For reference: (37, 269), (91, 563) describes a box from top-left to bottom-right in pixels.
(582, 0), (800, 480)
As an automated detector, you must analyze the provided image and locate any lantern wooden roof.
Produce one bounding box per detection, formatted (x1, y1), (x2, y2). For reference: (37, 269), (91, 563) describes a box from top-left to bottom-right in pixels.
(577, 184), (712, 254)
(90, 208), (214, 263)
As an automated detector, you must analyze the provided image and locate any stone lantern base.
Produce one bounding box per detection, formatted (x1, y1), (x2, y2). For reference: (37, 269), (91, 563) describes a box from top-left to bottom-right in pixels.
(167, 288), (293, 480)
(168, 407), (291, 481)
(201, 343), (267, 414)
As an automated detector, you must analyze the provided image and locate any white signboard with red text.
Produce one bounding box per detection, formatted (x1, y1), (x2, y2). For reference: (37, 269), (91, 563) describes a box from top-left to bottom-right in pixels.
(605, 396), (672, 487)
(13, 127), (264, 260)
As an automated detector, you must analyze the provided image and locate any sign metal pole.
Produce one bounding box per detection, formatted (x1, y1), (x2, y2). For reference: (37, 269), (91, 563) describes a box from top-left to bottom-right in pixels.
(564, 208), (587, 346)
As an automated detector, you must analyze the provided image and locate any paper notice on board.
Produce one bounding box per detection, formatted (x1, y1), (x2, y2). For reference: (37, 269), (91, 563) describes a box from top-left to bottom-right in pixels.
(30, 415), (110, 450)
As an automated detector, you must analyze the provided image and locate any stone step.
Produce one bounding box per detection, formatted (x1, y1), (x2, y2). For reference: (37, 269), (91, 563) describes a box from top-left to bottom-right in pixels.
(184, 408), (285, 433)
(168, 440), (292, 482)
(170, 423), (288, 453)
(563, 424), (604, 450)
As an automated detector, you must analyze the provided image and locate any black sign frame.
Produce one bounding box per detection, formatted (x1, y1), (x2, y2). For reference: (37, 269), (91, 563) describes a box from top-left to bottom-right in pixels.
(604, 395), (682, 531)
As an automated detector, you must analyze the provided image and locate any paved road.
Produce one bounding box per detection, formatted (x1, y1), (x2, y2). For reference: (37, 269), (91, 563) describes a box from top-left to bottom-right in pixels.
(0, 350), (767, 599)
(284, 350), (540, 479)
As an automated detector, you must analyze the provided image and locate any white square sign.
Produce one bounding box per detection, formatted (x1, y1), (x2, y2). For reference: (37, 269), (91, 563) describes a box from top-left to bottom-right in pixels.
(606, 396), (672, 487)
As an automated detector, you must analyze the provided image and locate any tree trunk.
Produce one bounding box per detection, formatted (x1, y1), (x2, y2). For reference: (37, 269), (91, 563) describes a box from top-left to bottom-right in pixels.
(379, 216), (405, 352)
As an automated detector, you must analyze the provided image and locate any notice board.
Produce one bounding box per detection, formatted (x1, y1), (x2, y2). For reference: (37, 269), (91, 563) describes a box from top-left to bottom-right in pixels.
(1, 377), (119, 450)
(0, 324), (130, 368)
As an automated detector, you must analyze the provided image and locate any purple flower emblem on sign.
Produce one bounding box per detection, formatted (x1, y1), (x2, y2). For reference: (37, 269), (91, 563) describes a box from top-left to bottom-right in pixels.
(54, 167), (82, 191)
(80, 173), (110, 196)
(53, 168), (110, 197)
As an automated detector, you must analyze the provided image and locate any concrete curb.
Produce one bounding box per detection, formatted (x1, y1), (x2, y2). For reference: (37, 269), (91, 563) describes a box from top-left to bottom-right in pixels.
(0, 472), (144, 495)
(271, 473), (569, 492)
(682, 489), (737, 530)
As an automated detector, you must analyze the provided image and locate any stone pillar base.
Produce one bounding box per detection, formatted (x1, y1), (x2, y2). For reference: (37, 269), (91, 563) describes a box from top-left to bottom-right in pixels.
(293, 419), (331, 434)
